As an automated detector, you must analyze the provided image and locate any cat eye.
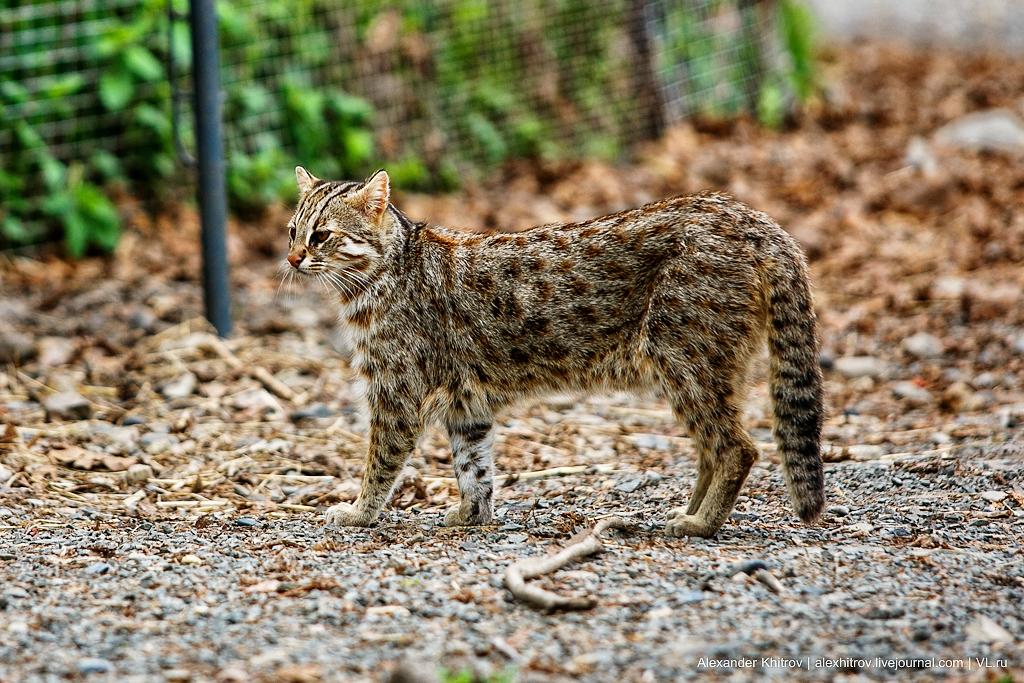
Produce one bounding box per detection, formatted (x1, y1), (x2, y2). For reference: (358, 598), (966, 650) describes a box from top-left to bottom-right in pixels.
(310, 230), (331, 246)
(288, 227), (296, 241)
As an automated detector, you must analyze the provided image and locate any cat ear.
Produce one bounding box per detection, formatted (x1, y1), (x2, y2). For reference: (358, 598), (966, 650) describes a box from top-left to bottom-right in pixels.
(295, 166), (320, 195)
(351, 170), (390, 223)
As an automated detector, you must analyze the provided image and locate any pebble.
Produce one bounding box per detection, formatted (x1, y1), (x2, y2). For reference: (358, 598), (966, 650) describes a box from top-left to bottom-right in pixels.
(964, 615), (1014, 643)
(106, 425), (140, 450)
(0, 467), (12, 483)
(941, 382), (986, 412)
(933, 108), (1024, 151)
(827, 505), (851, 516)
(832, 356), (887, 379)
(37, 336), (77, 367)
(234, 517), (259, 527)
(85, 562), (112, 575)
(848, 444), (883, 461)
(43, 391), (93, 420)
(892, 381), (932, 405)
(0, 328), (35, 363)
(818, 349), (836, 369)
(180, 554), (202, 565)
(163, 670), (193, 682)
(232, 388), (283, 414)
(615, 479), (643, 494)
(980, 490), (1008, 503)
(76, 658), (113, 675)
(126, 463), (154, 485)
(1013, 334), (1024, 355)
(902, 332), (943, 359)
(728, 559), (768, 576)
(291, 402), (333, 421)
(140, 432), (179, 455)
(162, 372), (198, 399)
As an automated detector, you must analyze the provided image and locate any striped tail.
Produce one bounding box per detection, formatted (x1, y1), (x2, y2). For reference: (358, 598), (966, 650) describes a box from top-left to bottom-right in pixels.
(765, 247), (825, 523)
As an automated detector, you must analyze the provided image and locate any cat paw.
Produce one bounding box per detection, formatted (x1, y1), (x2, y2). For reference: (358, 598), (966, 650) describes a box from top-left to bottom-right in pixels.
(324, 502), (375, 527)
(443, 502), (491, 527)
(664, 508), (717, 538)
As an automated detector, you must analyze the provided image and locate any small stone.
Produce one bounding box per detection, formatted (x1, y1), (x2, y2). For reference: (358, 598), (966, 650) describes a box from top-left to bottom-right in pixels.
(904, 136), (938, 176)
(981, 490), (1008, 503)
(818, 349), (836, 370)
(44, 391), (92, 420)
(77, 658), (113, 675)
(140, 432), (178, 455)
(162, 372), (198, 399)
(106, 425), (140, 448)
(126, 463), (154, 485)
(129, 307), (159, 333)
(848, 445), (883, 461)
(37, 336), (77, 367)
(85, 562), (112, 575)
(290, 306), (321, 328)
(163, 670), (193, 683)
(728, 559), (768, 576)
(3, 586), (29, 598)
(832, 356), (887, 379)
(180, 554), (202, 565)
(965, 615), (1014, 643)
(0, 467), (12, 483)
(892, 381), (932, 405)
(849, 522), (875, 534)
(504, 533), (529, 544)
(122, 414), (147, 426)
(902, 332), (943, 359)
(291, 403), (333, 421)
(971, 372), (997, 389)
(232, 388), (283, 414)
(941, 382), (986, 412)
(1013, 334), (1024, 355)
(217, 668), (250, 683)
(0, 507), (13, 518)
(933, 109), (1024, 151)
(0, 328), (35, 363)
(827, 505), (850, 517)
(930, 432), (951, 445)
(615, 479), (643, 494)
(234, 517), (259, 527)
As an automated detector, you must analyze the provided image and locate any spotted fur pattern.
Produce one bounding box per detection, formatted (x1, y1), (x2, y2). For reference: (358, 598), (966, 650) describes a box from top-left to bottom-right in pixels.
(286, 167), (824, 537)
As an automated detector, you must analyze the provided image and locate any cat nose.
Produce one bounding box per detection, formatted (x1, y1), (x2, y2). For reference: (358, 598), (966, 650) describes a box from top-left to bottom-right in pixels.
(287, 252), (304, 268)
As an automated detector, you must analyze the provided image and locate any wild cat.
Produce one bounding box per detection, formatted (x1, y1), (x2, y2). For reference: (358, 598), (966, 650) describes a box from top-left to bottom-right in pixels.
(285, 167), (824, 538)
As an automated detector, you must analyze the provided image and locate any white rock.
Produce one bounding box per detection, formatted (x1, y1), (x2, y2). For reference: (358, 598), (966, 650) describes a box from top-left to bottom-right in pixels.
(902, 332), (943, 359)
(848, 444), (883, 461)
(849, 522), (875, 534)
(904, 136), (938, 176)
(980, 490), (1008, 503)
(106, 426), (140, 450)
(232, 388), (283, 414)
(964, 615), (1014, 644)
(1013, 334), (1024, 355)
(892, 381), (933, 405)
(833, 356), (888, 379)
(161, 372), (198, 399)
(37, 337), (76, 367)
(125, 463), (154, 485)
(0, 466), (12, 483)
(934, 109), (1024, 151)
(44, 391), (92, 420)
(930, 276), (966, 300)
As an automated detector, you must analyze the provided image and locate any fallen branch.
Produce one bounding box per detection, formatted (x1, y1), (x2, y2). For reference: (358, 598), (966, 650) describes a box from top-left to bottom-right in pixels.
(504, 516), (631, 611)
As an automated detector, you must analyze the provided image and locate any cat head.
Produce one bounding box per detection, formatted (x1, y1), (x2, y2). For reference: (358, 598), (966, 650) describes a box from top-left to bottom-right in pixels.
(285, 168), (394, 298)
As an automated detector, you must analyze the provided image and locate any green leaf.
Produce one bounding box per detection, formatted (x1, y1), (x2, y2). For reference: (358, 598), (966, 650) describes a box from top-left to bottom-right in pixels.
(342, 128), (374, 167)
(124, 45), (164, 82)
(99, 69), (135, 111)
(39, 155), (66, 191)
(1, 215), (28, 243)
(63, 211), (88, 258)
(134, 104), (171, 136)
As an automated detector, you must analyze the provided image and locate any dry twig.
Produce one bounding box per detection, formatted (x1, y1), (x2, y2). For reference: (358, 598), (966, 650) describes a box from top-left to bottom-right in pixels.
(504, 516), (631, 611)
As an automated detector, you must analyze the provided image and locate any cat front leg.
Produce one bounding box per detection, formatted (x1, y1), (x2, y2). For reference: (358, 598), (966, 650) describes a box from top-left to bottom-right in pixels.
(443, 420), (495, 526)
(324, 409), (419, 527)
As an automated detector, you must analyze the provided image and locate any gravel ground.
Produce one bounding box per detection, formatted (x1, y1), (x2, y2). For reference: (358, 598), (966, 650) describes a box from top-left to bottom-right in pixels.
(3, 44), (1024, 682)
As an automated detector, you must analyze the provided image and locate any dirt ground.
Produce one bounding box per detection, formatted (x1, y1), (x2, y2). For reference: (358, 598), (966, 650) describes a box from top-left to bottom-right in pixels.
(1, 44), (1023, 683)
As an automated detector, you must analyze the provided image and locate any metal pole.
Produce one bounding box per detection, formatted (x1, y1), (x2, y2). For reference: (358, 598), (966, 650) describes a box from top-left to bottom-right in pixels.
(190, 0), (232, 337)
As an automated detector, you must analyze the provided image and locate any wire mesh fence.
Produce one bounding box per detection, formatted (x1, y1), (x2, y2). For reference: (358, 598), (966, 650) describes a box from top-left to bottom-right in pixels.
(0, 0), (791, 246)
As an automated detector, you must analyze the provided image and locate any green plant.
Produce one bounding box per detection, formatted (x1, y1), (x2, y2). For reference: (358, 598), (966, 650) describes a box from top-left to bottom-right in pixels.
(439, 667), (516, 683)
